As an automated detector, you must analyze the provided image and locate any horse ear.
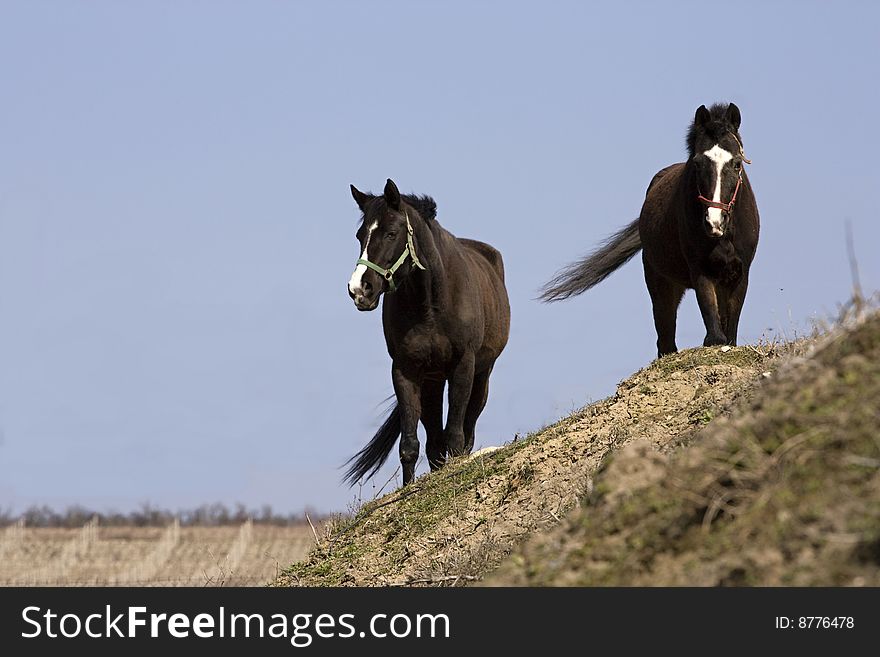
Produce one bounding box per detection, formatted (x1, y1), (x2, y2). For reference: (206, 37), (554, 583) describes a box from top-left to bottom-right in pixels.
(383, 178), (401, 210)
(350, 184), (370, 210)
(726, 103), (742, 130)
(694, 104), (711, 129)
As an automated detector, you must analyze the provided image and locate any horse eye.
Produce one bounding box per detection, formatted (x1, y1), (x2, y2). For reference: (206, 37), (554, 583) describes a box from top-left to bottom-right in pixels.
(386, 232), (397, 240)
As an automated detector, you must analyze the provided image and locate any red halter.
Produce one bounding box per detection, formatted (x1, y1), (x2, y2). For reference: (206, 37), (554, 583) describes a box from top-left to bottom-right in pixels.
(698, 170), (743, 214)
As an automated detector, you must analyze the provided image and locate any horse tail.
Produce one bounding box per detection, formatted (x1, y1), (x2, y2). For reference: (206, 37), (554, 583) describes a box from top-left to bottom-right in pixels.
(342, 401), (401, 486)
(538, 218), (641, 302)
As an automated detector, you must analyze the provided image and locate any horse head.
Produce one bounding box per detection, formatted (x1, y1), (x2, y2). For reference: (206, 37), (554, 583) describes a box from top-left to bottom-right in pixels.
(347, 178), (426, 311)
(688, 103), (749, 239)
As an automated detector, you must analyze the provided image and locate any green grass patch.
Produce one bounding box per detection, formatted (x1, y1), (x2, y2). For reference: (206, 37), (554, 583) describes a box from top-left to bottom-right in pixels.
(649, 345), (765, 377)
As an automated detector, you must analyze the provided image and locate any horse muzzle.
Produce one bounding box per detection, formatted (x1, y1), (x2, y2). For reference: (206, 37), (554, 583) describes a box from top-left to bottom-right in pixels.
(349, 287), (379, 311)
(705, 222), (725, 238)
(353, 295), (379, 311)
(704, 211), (727, 238)
(348, 272), (381, 310)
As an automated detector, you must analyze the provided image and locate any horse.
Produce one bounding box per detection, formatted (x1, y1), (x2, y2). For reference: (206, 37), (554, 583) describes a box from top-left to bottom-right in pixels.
(344, 179), (511, 486)
(540, 102), (759, 358)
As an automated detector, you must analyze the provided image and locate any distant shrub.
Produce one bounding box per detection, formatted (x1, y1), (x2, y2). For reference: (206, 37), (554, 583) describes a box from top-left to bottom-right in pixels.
(0, 503), (321, 528)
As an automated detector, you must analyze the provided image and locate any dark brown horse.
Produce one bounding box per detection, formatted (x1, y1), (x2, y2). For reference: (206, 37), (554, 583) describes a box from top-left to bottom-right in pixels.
(540, 103), (759, 357)
(345, 179), (510, 486)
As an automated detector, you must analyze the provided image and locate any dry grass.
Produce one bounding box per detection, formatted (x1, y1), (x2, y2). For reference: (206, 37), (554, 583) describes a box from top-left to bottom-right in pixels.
(0, 523), (315, 586)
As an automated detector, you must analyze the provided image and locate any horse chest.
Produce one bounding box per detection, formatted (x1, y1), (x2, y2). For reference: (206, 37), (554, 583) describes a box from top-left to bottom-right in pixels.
(705, 241), (744, 285)
(387, 326), (453, 368)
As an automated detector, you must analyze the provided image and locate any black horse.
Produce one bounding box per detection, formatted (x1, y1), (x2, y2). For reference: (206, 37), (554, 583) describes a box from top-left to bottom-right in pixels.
(540, 103), (759, 357)
(345, 179), (510, 486)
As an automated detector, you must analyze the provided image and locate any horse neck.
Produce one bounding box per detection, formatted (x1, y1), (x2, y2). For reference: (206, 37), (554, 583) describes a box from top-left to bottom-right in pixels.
(681, 158), (701, 208)
(394, 212), (448, 311)
(680, 158), (713, 222)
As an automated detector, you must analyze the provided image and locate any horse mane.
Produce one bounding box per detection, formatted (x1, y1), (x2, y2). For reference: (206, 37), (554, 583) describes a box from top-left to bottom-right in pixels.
(402, 194), (437, 221)
(355, 193), (437, 222)
(686, 102), (738, 158)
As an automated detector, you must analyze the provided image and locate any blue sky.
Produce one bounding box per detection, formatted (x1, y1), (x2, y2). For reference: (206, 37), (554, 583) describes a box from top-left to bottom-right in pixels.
(1, 1), (878, 515)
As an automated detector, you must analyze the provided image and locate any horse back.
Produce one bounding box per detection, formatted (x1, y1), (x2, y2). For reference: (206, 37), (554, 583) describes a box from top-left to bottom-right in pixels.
(639, 162), (690, 283)
(640, 162), (685, 230)
(452, 237), (510, 365)
(458, 238), (505, 282)
(646, 163), (683, 197)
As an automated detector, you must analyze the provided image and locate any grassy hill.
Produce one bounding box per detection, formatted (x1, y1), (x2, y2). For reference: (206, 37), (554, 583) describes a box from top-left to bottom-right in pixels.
(276, 306), (880, 587)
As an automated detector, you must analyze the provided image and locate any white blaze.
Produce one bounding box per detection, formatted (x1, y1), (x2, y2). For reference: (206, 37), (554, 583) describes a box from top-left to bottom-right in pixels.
(348, 221), (378, 295)
(703, 145), (734, 236)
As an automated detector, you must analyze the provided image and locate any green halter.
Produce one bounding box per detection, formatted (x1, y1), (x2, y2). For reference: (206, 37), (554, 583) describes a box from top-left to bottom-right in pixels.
(356, 210), (426, 292)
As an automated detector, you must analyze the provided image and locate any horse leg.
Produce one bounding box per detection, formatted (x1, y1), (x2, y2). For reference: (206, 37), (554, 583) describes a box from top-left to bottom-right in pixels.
(463, 367), (492, 453)
(392, 366), (422, 486)
(694, 274), (727, 346)
(725, 272), (749, 345)
(444, 352), (476, 457)
(644, 261), (685, 357)
(717, 284), (732, 338)
(420, 379), (446, 471)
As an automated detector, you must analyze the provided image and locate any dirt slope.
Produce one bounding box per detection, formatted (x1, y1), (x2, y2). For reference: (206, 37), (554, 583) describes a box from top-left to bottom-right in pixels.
(277, 334), (808, 586)
(489, 310), (880, 586)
